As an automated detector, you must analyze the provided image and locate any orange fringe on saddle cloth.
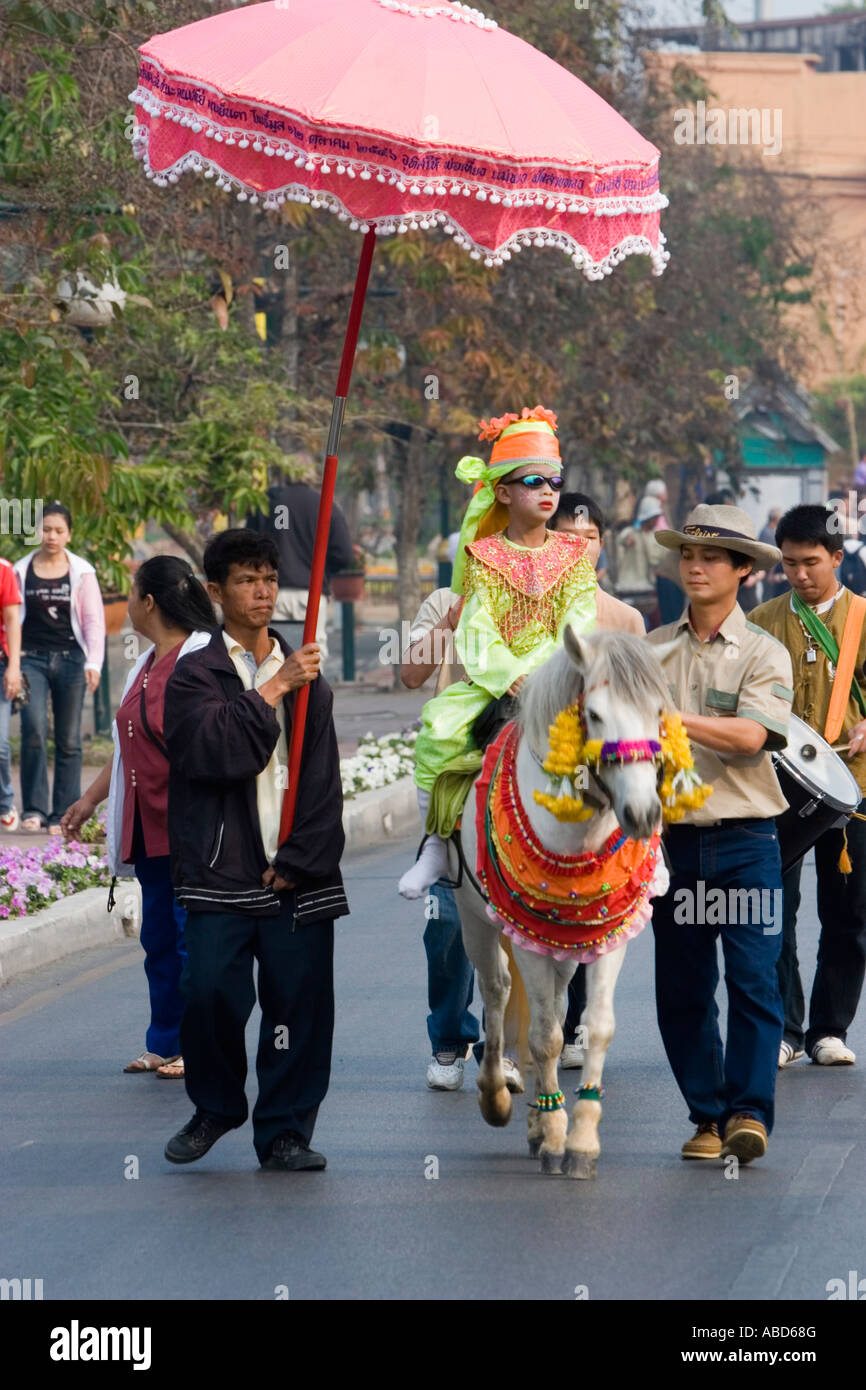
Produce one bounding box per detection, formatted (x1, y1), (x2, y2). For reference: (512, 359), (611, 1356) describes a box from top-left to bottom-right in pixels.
(475, 724), (662, 963)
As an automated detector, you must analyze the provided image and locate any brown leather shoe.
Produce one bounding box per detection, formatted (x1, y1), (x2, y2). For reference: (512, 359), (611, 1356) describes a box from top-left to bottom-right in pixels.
(721, 1114), (767, 1164)
(681, 1122), (722, 1160)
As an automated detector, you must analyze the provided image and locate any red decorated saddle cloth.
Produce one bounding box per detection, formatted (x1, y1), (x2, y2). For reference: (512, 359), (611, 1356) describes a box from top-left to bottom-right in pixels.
(475, 723), (662, 962)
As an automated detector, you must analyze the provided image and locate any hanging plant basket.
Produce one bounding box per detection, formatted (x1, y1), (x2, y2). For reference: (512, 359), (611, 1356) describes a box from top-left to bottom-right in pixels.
(103, 593), (129, 635)
(330, 570), (366, 602)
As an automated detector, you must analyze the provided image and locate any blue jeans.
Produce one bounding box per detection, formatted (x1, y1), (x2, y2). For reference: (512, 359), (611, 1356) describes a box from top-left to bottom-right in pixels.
(135, 855), (188, 1059)
(20, 646), (86, 826)
(424, 882), (480, 1054)
(0, 656), (13, 814)
(652, 820), (784, 1133)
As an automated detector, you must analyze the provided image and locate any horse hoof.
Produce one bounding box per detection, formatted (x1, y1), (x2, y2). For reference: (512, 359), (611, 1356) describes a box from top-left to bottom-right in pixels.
(563, 1151), (598, 1181)
(528, 1138), (542, 1159)
(478, 1087), (512, 1128)
(540, 1150), (564, 1176)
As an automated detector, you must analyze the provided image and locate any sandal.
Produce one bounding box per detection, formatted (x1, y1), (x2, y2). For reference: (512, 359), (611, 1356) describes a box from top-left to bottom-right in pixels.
(47, 824), (64, 837)
(156, 1057), (185, 1079)
(20, 816), (43, 832)
(124, 1051), (175, 1073)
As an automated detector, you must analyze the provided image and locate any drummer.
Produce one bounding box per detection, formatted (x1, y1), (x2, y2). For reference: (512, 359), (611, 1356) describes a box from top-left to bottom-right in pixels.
(752, 504), (866, 1070)
(648, 504), (793, 1165)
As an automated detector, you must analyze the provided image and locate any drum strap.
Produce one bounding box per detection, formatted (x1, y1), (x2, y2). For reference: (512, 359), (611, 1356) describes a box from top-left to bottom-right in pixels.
(823, 594), (866, 744)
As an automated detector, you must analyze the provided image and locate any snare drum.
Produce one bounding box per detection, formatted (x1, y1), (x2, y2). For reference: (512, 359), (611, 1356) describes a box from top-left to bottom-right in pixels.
(772, 713), (861, 874)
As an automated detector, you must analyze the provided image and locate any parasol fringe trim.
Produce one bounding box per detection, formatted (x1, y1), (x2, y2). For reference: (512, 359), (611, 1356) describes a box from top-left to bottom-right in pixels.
(129, 89), (667, 220)
(132, 124), (669, 278)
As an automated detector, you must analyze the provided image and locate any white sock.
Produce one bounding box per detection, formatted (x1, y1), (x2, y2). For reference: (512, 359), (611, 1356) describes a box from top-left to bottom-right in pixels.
(398, 790), (449, 899)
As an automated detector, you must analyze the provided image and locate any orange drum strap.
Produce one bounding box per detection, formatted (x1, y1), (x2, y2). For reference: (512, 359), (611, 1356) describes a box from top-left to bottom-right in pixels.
(825, 594), (866, 746)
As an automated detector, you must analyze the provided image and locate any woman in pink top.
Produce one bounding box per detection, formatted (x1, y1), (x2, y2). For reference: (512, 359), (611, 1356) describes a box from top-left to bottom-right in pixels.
(62, 557), (215, 1077)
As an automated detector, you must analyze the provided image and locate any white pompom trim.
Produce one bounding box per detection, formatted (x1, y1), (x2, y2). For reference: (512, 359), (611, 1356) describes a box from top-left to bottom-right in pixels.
(130, 125), (669, 278)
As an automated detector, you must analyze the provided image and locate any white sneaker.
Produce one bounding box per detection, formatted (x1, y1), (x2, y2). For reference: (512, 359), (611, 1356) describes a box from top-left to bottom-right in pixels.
(502, 1056), (524, 1094)
(0, 807), (19, 832)
(560, 1043), (585, 1069)
(811, 1036), (856, 1066)
(398, 835), (450, 900)
(778, 1041), (805, 1068)
(426, 1052), (465, 1090)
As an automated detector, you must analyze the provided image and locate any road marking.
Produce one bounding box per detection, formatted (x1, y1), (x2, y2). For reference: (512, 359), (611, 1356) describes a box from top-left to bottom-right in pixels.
(0, 950), (139, 1026)
(728, 1243), (799, 1299)
(781, 1142), (855, 1215)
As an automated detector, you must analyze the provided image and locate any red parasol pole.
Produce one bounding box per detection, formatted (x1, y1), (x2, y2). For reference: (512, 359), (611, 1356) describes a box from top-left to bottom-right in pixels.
(279, 226), (377, 841)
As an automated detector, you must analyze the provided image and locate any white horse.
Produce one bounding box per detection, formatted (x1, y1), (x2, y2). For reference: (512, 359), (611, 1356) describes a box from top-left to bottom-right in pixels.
(453, 628), (671, 1179)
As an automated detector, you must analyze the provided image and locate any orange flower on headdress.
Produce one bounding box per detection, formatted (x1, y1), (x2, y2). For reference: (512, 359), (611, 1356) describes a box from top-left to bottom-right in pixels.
(476, 404), (558, 442)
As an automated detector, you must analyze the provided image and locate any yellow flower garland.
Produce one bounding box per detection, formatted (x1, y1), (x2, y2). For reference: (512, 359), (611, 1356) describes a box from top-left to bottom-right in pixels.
(532, 705), (713, 824)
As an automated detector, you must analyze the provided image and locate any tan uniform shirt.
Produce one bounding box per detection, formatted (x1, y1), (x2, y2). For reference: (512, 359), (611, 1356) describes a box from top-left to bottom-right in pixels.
(750, 586), (866, 794)
(649, 603), (793, 824)
(596, 588), (645, 635)
(223, 631), (287, 863)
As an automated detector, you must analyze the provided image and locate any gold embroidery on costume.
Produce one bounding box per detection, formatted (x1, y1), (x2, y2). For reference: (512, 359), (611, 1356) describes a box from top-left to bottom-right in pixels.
(463, 533), (594, 656)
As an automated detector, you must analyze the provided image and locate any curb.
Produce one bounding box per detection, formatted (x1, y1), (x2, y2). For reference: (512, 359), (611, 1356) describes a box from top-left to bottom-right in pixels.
(0, 779), (418, 987)
(0, 884), (142, 988)
(343, 775), (420, 854)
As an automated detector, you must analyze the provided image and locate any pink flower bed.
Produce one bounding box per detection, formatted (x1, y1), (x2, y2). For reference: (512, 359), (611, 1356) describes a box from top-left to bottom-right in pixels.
(0, 841), (109, 921)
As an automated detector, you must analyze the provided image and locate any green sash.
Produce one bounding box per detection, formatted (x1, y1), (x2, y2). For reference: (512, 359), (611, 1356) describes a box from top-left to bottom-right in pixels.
(791, 591), (866, 718)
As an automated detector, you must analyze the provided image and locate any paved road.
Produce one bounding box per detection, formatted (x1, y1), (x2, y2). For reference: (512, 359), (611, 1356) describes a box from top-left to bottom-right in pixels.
(1, 840), (865, 1302)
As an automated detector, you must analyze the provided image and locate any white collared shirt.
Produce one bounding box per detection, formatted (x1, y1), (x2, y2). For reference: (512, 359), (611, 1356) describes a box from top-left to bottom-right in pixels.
(222, 631), (287, 863)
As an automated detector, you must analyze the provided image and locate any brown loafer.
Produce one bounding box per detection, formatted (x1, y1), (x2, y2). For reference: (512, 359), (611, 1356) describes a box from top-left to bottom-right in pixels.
(721, 1114), (767, 1164)
(681, 1122), (722, 1160)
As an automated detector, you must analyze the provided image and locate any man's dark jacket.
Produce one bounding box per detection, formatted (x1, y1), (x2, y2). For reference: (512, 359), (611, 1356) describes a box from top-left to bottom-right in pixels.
(164, 627), (349, 923)
(246, 483), (355, 593)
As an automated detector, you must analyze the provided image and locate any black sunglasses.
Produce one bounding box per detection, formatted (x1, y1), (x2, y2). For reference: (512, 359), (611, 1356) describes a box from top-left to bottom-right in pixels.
(502, 473), (565, 491)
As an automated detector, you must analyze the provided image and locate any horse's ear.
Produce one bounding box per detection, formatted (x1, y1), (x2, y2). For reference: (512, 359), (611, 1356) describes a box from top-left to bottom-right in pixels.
(564, 624), (589, 670)
(649, 638), (681, 666)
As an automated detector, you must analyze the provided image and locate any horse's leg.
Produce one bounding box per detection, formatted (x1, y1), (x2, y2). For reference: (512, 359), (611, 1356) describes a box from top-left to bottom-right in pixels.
(512, 948), (567, 1174)
(458, 903), (512, 1127)
(563, 943), (627, 1180)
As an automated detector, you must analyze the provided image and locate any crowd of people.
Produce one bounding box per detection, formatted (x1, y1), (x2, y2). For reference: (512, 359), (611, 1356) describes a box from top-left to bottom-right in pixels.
(2, 426), (865, 1174)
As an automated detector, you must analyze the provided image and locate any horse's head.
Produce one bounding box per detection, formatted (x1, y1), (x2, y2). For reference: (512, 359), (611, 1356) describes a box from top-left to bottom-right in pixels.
(523, 628), (676, 842)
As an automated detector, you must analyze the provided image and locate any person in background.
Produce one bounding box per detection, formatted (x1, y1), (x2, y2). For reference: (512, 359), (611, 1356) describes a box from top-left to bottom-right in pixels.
(759, 508), (788, 602)
(61, 557), (216, 1078)
(13, 503), (105, 834)
(550, 491), (643, 1067)
(613, 495), (663, 627)
(751, 505), (866, 1069)
(401, 589), (482, 1090)
(550, 492), (645, 635)
(0, 558), (23, 832)
(245, 459), (355, 660)
(829, 490), (866, 598)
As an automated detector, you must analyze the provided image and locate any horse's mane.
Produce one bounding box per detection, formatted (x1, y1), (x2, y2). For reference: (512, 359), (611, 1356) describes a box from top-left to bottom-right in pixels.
(520, 630), (671, 753)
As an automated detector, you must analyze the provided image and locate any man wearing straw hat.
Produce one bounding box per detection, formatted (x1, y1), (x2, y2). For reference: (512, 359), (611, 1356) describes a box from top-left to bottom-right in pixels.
(648, 504), (794, 1164)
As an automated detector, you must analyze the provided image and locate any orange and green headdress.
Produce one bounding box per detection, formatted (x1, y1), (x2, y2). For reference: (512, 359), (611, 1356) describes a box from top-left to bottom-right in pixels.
(451, 405), (561, 593)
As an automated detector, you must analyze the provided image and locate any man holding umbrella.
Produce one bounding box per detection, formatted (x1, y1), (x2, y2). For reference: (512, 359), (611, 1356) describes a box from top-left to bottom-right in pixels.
(162, 528), (348, 1172)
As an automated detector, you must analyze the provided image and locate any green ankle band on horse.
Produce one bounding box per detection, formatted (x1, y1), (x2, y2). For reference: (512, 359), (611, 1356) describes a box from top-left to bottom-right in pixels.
(576, 1085), (605, 1102)
(532, 1090), (566, 1112)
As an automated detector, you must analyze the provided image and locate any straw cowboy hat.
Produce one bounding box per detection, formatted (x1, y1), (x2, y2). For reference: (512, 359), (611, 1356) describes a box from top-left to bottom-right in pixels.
(655, 503), (781, 571)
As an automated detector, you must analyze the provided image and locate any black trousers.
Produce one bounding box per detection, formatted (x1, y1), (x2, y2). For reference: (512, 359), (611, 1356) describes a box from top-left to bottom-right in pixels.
(180, 900), (335, 1162)
(564, 966), (587, 1042)
(779, 806), (866, 1054)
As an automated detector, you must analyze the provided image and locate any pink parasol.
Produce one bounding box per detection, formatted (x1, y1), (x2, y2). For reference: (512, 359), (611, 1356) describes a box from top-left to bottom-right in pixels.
(129, 0), (668, 838)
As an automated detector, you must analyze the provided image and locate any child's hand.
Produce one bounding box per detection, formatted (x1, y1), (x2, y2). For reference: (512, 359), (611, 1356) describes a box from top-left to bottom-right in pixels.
(508, 675), (526, 697)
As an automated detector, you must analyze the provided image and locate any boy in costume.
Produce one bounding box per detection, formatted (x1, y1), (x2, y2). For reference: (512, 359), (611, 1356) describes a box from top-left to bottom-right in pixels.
(398, 406), (597, 899)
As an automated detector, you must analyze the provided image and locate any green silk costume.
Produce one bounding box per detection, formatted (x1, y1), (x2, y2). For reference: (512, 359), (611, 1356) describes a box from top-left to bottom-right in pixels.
(414, 530), (597, 791)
